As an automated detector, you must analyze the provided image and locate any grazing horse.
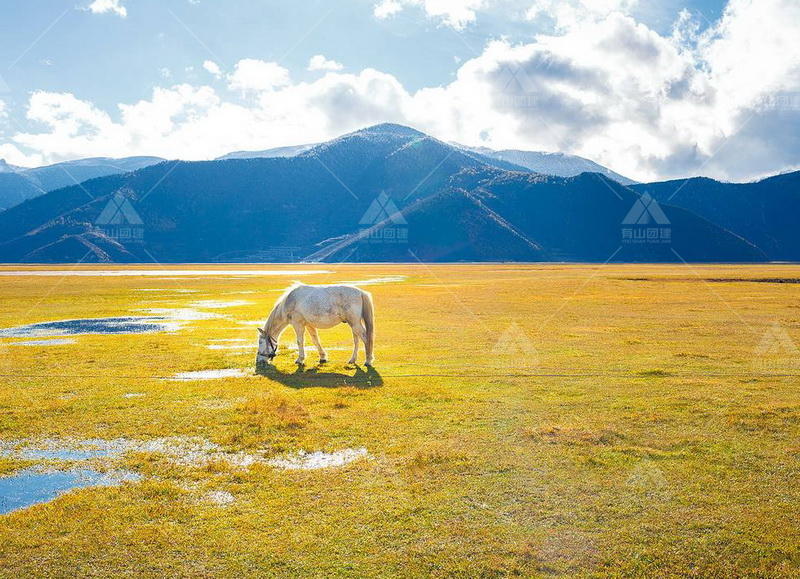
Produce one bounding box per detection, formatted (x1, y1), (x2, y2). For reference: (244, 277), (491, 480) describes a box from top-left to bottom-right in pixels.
(257, 283), (375, 366)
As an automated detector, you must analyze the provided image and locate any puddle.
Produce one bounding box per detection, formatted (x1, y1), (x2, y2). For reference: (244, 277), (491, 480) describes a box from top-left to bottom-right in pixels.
(0, 467), (139, 515)
(133, 289), (199, 293)
(0, 270), (331, 277)
(2, 438), (125, 462)
(2, 438), (369, 471)
(0, 306), (231, 339)
(1, 437), (262, 469)
(190, 300), (253, 309)
(0, 317), (179, 339)
(0, 437), (368, 512)
(122, 437), (262, 468)
(338, 276), (407, 286)
(137, 308), (221, 321)
(8, 338), (77, 346)
(169, 369), (249, 381)
(267, 448), (369, 470)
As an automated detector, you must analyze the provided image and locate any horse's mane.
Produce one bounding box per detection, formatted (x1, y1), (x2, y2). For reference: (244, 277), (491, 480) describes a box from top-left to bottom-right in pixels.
(265, 282), (307, 334)
(275, 281), (306, 305)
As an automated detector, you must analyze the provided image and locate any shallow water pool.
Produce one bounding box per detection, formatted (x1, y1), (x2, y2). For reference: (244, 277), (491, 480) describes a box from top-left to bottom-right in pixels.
(0, 468), (139, 515)
(0, 317), (178, 339)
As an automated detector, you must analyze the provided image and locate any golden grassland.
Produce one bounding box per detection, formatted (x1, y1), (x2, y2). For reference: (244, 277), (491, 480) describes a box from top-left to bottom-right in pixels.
(0, 263), (798, 578)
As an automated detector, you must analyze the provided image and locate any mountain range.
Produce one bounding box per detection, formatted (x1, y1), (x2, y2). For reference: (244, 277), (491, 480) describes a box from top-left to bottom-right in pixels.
(0, 156), (165, 211)
(452, 145), (638, 186)
(0, 123), (793, 263)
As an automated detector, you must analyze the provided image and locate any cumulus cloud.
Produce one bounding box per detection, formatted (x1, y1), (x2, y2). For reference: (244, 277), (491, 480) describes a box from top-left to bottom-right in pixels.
(3, 0), (800, 182)
(308, 55), (344, 72)
(86, 0), (127, 18)
(226, 59), (291, 94)
(373, 0), (489, 29)
(526, 0), (639, 25)
(203, 60), (222, 78)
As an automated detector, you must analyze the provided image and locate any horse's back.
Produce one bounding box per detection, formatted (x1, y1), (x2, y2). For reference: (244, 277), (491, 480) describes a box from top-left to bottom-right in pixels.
(292, 284), (365, 301)
(288, 284), (366, 326)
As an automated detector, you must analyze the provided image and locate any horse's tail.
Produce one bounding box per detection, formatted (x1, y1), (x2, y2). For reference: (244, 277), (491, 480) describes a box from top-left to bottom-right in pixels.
(361, 290), (375, 364)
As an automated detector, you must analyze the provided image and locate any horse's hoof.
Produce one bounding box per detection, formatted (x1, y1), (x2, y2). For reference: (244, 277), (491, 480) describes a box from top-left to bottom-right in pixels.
(319, 359), (328, 364)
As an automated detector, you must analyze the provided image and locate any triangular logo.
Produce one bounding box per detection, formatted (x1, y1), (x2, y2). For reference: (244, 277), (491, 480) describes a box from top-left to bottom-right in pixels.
(96, 193), (143, 226)
(626, 459), (669, 496)
(0, 73), (9, 93)
(622, 192), (670, 225)
(359, 192), (406, 226)
(754, 322), (799, 357)
(491, 322), (537, 357)
(497, 64), (538, 93)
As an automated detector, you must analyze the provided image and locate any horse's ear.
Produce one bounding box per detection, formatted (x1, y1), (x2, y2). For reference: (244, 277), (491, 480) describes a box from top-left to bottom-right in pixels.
(257, 328), (266, 336)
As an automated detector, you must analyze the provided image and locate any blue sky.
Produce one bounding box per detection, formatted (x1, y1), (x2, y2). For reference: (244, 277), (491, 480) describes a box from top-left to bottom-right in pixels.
(1, 0), (798, 182)
(2, 0), (726, 109)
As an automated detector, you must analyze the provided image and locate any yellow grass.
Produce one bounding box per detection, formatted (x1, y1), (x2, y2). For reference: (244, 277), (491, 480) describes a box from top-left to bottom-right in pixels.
(0, 263), (799, 577)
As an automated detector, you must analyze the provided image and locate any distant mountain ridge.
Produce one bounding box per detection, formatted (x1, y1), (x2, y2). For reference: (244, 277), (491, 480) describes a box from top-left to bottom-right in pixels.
(0, 123), (774, 264)
(216, 144), (316, 160)
(0, 135), (635, 212)
(0, 156), (165, 211)
(634, 171), (800, 261)
(453, 144), (638, 186)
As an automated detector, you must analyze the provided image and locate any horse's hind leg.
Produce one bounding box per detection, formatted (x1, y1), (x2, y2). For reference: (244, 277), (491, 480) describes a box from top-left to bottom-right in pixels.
(348, 323), (367, 365)
(292, 323), (306, 365)
(307, 326), (327, 363)
(348, 324), (361, 365)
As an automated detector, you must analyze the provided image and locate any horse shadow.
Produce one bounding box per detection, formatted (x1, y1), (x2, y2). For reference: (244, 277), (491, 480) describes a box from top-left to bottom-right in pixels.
(255, 362), (383, 389)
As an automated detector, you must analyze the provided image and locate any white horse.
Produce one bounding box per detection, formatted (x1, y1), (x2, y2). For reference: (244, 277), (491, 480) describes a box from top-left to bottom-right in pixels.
(257, 283), (375, 366)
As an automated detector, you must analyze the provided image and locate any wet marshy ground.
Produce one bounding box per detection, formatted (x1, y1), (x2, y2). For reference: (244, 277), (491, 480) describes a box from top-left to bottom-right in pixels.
(0, 317), (179, 338)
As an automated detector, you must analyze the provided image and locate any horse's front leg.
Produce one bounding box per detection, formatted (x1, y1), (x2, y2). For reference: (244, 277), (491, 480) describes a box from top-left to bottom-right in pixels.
(292, 323), (306, 365)
(307, 326), (327, 363)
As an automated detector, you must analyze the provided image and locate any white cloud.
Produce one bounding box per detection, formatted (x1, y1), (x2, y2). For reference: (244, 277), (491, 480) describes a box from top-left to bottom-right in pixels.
(526, 0), (639, 25)
(374, 0), (403, 19)
(226, 59), (291, 94)
(203, 60), (222, 78)
(3, 0), (800, 182)
(86, 0), (127, 18)
(373, 0), (489, 29)
(308, 55), (344, 72)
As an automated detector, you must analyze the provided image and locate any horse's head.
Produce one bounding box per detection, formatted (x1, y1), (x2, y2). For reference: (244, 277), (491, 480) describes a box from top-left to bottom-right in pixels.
(256, 328), (278, 365)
